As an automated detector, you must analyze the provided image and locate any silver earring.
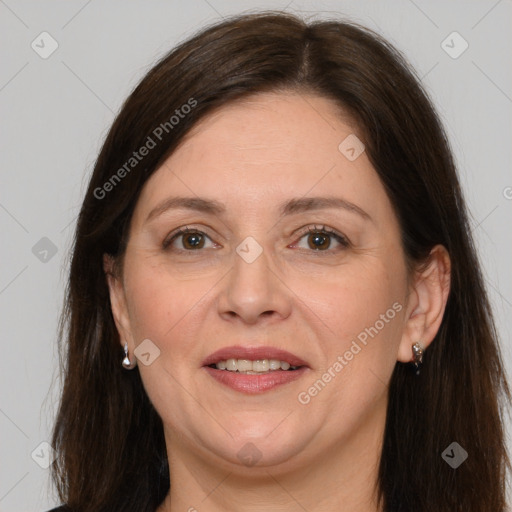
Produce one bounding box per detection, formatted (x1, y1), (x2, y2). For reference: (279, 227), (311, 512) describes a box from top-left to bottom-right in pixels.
(412, 342), (424, 375)
(122, 342), (136, 370)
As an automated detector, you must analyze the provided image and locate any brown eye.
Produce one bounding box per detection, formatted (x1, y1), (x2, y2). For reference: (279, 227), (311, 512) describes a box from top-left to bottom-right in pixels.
(292, 225), (350, 252)
(163, 228), (216, 251)
(307, 231), (331, 250)
(181, 232), (205, 250)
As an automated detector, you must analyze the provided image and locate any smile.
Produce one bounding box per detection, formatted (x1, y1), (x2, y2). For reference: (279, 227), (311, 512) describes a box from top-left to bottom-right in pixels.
(210, 359), (301, 373)
(202, 346), (309, 394)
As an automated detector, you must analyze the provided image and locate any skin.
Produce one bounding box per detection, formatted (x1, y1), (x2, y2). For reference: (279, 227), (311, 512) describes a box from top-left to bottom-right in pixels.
(105, 91), (451, 512)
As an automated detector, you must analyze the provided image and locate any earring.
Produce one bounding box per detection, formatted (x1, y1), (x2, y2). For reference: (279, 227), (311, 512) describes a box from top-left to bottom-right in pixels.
(411, 342), (424, 375)
(122, 342), (136, 370)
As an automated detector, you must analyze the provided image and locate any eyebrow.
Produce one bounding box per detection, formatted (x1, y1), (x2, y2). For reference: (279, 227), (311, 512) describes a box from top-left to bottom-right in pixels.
(279, 196), (371, 221)
(146, 197), (226, 223)
(145, 195), (371, 223)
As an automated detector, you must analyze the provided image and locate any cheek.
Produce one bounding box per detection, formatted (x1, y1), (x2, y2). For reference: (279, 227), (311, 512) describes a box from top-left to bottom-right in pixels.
(302, 260), (405, 400)
(122, 256), (212, 356)
(292, 262), (405, 445)
(292, 256), (406, 351)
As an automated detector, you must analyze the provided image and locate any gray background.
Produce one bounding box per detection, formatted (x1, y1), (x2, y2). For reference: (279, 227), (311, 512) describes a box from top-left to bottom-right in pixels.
(1, 1), (511, 510)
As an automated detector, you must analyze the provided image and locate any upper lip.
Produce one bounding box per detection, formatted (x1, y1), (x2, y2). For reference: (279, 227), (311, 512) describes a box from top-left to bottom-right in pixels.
(202, 345), (309, 367)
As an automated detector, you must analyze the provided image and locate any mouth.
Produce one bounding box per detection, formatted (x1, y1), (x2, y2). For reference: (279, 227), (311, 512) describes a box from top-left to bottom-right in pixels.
(208, 359), (301, 373)
(202, 346), (309, 394)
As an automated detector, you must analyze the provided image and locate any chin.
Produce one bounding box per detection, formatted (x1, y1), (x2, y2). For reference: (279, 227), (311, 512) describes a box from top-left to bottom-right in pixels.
(195, 423), (313, 470)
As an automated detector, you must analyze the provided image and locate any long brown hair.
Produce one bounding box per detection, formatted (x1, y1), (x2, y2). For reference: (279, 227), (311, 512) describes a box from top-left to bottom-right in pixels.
(51, 11), (510, 511)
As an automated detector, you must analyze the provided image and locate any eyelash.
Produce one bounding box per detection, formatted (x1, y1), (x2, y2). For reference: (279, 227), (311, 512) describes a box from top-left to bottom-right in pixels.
(294, 224), (350, 251)
(162, 224), (350, 253)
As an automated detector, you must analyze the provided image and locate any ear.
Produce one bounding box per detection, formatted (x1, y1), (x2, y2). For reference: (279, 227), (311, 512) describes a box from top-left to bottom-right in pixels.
(103, 254), (134, 350)
(397, 245), (451, 363)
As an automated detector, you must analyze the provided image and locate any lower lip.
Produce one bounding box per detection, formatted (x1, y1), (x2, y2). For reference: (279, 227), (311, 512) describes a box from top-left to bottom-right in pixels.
(203, 366), (308, 394)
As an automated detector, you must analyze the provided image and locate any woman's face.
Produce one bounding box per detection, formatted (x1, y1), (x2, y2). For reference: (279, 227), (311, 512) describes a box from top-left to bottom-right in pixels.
(109, 92), (412, 472)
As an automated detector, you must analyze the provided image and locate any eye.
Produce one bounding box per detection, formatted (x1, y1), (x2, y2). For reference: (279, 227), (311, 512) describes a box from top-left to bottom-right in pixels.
(291, 225), (350, 252)
(163, 227), (218, 251)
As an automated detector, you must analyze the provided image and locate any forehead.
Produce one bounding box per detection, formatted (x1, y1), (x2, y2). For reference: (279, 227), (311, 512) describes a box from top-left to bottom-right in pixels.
(131, 91), (392, 227)
(176, 91), (358, 166)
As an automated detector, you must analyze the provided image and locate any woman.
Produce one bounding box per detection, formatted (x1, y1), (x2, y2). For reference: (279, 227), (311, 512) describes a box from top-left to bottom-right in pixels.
(49, 11), (510, 512)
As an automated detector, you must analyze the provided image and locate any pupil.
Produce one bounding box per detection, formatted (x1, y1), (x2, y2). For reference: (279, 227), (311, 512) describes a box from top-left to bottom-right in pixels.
(185, 233), (204, 249)
(309, 232), (329, 250)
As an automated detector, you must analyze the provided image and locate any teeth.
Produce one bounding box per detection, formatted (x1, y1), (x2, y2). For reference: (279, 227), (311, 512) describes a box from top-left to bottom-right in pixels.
(225, 359), (237, 371)
(215, 359), (299, 372)
(253, 359), (269, 372)
(237, 359), (253, 372)
(269, 359), (281, 370)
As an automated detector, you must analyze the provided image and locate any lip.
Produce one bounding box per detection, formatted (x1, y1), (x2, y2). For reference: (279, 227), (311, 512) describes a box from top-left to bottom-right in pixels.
(201, 345), (310, 395)
(203, 365), (309, 394)
(202, 345), (309, 368)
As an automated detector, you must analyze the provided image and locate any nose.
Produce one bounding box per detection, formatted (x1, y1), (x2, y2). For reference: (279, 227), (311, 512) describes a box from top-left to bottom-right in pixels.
(217, 242), (292, 325)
